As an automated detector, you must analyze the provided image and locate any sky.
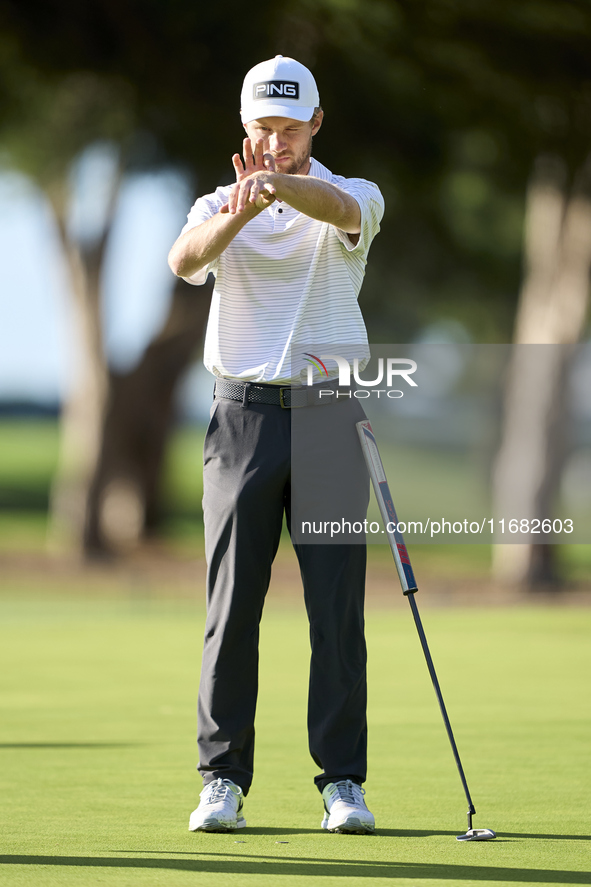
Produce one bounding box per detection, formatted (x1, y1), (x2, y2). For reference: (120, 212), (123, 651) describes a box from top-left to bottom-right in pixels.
(0, 148), (212, 418)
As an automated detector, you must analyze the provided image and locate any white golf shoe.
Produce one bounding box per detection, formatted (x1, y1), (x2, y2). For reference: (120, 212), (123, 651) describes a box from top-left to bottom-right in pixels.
(189, 778), (246, 832)
(321, 780), (375, 834)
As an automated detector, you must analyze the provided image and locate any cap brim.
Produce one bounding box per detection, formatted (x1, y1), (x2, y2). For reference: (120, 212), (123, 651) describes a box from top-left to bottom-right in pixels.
(241, 103), (316, 124)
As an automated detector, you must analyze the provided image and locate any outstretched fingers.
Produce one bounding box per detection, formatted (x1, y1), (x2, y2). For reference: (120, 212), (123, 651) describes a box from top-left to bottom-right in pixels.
(253, 138), (265, 169)
(242, 137), (254, 169)
(225, 158), (277, 213)
(232, 153), (245, 180)
(234, 138), (271, 183)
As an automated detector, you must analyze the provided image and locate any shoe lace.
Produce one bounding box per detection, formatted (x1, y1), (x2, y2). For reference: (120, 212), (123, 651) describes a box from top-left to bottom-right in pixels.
(333, 779), (365, 804)
(205, 778), (242, 804)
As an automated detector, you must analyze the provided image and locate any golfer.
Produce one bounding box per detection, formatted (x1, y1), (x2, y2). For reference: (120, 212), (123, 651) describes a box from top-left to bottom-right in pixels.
(168, 55), (384, 834)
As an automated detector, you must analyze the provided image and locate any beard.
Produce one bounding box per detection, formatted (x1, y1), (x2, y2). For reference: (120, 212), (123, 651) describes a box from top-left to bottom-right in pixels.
(272, 133), (313, 175)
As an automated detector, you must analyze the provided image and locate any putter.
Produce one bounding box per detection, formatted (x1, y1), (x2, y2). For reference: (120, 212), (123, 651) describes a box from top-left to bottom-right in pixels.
(356, 419), (496, 842)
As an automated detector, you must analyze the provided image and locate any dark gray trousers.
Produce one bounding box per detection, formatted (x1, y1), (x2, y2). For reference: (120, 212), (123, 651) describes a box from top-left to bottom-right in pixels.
(197, 395), (369, 795)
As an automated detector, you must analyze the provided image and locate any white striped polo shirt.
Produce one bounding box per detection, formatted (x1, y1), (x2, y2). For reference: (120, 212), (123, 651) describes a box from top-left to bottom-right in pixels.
(181, 158), (384, 384)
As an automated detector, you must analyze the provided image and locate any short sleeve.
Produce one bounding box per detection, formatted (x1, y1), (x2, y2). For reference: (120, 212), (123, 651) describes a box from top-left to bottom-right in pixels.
(178, 188), (228, 286)
(332, 178), (385, 258)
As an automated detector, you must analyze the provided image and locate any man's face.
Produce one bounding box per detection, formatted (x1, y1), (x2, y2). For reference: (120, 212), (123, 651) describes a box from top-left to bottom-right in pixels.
(243, 113), (323, 176)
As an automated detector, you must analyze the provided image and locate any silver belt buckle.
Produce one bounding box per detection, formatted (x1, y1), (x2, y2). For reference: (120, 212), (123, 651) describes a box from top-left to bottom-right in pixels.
(279, 387), (290, 409)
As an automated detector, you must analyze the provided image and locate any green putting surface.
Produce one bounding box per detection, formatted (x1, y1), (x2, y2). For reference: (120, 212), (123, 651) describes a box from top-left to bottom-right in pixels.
(0, 593), (589, 886)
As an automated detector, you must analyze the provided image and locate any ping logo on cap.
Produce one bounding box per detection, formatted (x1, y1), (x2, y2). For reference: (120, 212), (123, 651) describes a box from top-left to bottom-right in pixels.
(253, 81), (300, 100)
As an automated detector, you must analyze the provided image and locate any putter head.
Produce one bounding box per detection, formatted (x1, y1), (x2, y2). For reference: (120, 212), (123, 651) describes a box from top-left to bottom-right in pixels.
(457, 827), (496, 841)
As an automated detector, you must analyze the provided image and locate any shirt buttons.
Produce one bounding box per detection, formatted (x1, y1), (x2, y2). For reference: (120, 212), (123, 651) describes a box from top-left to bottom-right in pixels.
(278, 208), (283, 213)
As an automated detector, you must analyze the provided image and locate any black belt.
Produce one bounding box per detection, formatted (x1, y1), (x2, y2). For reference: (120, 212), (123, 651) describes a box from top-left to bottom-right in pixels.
(214, 378), (344, 409)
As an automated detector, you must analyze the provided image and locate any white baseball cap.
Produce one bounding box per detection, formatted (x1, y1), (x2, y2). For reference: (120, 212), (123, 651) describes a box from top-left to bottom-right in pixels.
(240, 55), (320, 124)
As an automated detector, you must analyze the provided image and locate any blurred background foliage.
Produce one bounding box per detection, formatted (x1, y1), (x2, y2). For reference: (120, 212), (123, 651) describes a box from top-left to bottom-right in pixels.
(3, 0), (591, 338)
(0, 0), (590, 586)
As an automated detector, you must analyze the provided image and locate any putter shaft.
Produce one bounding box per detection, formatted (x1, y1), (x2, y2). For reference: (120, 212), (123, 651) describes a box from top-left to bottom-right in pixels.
(356, 419), (491, 838)
(406, 591), (476, 831)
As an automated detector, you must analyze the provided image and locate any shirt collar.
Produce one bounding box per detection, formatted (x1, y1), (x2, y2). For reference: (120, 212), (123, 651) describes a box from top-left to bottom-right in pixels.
(308, 157), (333, 181)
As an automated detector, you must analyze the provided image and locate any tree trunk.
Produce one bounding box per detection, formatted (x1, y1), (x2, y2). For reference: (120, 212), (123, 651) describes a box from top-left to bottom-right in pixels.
(84, 276), (211, 556)
(492, 155), (591, 587)
(47, 168), (211, 559)
(47, 178), (112, 555)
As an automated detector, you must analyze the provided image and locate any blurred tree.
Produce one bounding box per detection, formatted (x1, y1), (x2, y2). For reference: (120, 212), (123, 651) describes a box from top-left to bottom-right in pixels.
(3, 0), (590, 330)
(492, 156), (591, 586)
(0, 63), (210, 556)
(1, 0), (590, 567)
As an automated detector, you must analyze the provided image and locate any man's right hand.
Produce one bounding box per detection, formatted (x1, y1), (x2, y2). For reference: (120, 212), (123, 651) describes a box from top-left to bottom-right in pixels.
(168, 140), (276, 277)
(233, 137), (276, 182)
(220, 139), (277, 214)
